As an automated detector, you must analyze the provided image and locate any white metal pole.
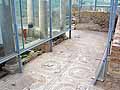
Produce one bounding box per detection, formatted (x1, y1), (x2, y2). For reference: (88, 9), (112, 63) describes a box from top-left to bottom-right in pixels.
(60, 0), (62, 30)
(39, 0), (48, 39)
(27, 0), (33, 24)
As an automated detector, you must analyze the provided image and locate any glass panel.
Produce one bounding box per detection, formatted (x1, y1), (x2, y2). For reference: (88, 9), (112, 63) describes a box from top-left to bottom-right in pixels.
(16, 0), (50, 49)
(0, 26), (3, 45)
(52, 0), (70, 37)
(119, 0), (120, 6)
(82, 0), (95, 6)
(60, 0), (69, 31)
(96, 0), (110, 12)
(15, 0), (24, 49)
(81, 0), (94, 11)
(38, 0), (49, 39)
(51, 0), (60, 36)
(0, 0), (16, 59)
(72, 0), (111, 12)
(72, 0), (78, 7)
(97, 0), (110, 6)
(72, 0), (95, 11)
(96, 7), (110, 12)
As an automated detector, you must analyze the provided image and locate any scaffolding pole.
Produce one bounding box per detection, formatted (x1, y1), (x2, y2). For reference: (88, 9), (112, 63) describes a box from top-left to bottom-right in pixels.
(69, 0), (72, 39)
(49, 0), (52, 52)
(19, 0), (25, 49)
(93, 0), (118, 85)
(12, 0), (23, 73)
(94, 0), (97, 11)
(78, 0), (82, 23)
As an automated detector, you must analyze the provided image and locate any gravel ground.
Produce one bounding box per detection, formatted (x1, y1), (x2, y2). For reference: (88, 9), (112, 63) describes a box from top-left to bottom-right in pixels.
(0, 30), (119, 90)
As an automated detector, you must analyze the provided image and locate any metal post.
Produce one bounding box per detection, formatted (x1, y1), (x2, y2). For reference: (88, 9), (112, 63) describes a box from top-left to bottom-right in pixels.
(78, 0), (80, 23)
(108, 0), (118, 53)
(78, 0), (82, 23)
(103, 0), (116, 78)
(12, 0), (23, 73)
(49, 0), (52, 52)
(32, 0), (35, 38)
(69, 0), (72, 39)
(94, 0), (97, 11)
(93, 0), (114, 84)
(106, 0), (114, 53)
(80, 0), (83, 8)
(93, 0), (118, 85)
(19, 0), (24, 49)
(60, 0), (62, 29)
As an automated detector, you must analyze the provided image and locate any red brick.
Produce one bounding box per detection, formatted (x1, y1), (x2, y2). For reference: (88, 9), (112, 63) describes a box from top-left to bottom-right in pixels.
(111, 51), (120, 58)
(109, 57), (120, 63)
(111, 43), (120, 52)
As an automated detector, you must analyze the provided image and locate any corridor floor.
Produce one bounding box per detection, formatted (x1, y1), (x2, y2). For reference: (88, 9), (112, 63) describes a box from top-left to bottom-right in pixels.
(0, 30), (114, 90)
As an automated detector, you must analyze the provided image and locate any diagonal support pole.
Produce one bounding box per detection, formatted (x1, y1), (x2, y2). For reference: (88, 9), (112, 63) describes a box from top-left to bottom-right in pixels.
(93, 0), (118, 85)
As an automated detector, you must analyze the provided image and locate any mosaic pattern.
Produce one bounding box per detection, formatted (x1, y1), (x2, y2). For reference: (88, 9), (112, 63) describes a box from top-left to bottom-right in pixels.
(1, 30), (119, 90)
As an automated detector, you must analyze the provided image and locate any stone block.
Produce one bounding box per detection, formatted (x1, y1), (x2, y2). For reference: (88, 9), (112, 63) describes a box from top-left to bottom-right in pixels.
(111, 51), (120, 58)
(108, 16), (120, 76)
(0, 46), (5, 57)
(111, 43), (120, 52)
(108, 59), (120, 75)
(40, 43), (50, 53)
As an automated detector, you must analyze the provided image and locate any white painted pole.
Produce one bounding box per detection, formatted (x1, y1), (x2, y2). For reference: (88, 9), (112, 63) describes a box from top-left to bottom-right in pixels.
(27, 0), (33, 24)
(60, 0), (67, 31)
(27, 0), (34, 37)
(60, 0), (62, 30)
(39, 0), (48, 39)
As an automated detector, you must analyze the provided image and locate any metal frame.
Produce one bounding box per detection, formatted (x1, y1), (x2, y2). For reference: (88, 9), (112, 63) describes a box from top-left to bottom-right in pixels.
(49, 0), (53, 52)
(0, 0), (72, 72)
(76, 0), (114, 12)
(19, 0), (25, 49)
(94, 0), (97, 10)
(93, 0), (118, 85)
(69, 0), (72, 39)
(12, 0), (23, 73)
(78, 0), (83, 23)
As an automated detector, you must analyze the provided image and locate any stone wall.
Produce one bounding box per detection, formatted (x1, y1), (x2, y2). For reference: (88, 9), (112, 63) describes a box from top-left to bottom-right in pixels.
(72, 10), (110, 32)
(108, 16), (120, 76)
(0, 46), (4, 57)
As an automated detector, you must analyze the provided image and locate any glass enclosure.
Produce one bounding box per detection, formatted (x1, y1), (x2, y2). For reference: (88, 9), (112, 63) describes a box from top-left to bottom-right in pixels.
(0, 0), (114, 63)
(15, 0), (70, 50)
(0, 0), (71, 61)
(0, 0), (16, 59)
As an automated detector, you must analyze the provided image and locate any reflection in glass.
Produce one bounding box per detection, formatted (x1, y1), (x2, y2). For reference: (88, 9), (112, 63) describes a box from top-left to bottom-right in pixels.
(52, 0), (69, 36)
(16, 0), (49, 49)
(0, 0), (15, 58)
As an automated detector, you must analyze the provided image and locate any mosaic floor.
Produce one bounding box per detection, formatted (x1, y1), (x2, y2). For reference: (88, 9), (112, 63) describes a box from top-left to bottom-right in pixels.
(0, 30), (119, 90)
